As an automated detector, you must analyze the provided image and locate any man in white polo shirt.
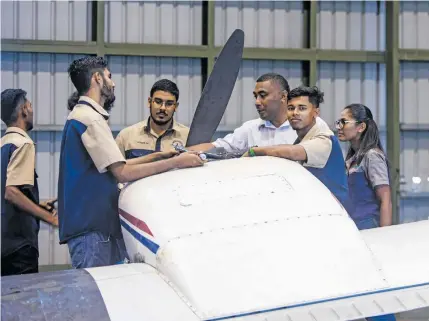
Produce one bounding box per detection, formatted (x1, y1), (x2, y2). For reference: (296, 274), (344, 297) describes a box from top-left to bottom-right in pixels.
(188, 73), (325, 154)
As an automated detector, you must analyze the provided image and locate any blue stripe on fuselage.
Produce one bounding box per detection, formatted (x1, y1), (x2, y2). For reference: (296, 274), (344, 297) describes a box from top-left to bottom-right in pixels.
(120, 219), (160, 254)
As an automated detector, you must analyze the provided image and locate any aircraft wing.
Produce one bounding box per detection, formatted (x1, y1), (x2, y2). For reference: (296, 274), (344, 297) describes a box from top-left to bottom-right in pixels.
(1, 263), (200, 321)
(3, 222), (428, 321)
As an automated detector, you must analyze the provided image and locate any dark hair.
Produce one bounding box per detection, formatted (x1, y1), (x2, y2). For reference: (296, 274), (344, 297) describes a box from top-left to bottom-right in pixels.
(68, 56), (109, 96)
(1, 88), (27, 126)
(344, 104), (385, 165)
(67, 91), (80, 111)
(288, 86), (324, 108)
(150, 79), (179, 101)
(256, 73), (290, 93)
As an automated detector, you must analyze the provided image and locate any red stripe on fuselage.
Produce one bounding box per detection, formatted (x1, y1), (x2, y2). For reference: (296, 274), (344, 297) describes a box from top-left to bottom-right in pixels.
(119, 208), (154, 237)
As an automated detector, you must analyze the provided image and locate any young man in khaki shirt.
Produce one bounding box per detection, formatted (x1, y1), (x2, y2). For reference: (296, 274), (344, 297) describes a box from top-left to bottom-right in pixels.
(116, 79), (190, 159)
(1, 89), (58, 276)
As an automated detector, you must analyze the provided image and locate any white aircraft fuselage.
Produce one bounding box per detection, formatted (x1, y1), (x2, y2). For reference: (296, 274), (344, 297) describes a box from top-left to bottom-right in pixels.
(115, 156), (429, 321)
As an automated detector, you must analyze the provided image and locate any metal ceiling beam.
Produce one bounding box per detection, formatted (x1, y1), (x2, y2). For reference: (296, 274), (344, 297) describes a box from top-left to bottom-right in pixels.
(0, 39), (98, 55)
(1, 39), (386, 63)
(104, 43), (209, 58)
(399, 49), (429, 61)
(386, 1), (401, 225)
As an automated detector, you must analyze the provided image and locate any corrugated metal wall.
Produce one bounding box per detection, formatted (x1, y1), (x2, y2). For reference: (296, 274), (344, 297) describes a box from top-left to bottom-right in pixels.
(215, 1), (306, 48)
(400, 1), (429, 49)
(105, 1), (203, 45)
(317, 1), (385, 51)
(1, 0), (429, 266)
(1, 0), (92, 41)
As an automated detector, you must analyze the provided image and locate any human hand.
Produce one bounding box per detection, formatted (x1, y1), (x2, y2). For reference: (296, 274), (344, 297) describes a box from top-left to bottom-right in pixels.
(156, 150), (179, 160)
(40, 198), (57, 212)
(50, 212), (59, 227)
(174, 152), (205, 169)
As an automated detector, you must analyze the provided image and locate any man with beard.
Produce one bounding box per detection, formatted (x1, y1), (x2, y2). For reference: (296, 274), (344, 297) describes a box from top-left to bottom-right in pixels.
(58, 56), (205, 268)
(1, 89), (58, 276)
(115, 79), (189, 159)
(243, 86), (351, 213)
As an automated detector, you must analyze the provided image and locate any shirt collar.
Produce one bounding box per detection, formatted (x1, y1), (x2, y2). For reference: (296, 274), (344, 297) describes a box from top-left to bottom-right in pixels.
(298, 120), (333, 143)
(258, 118), (291, 130)
(77, 96), (110, 119)
(5, 127), (32, 140)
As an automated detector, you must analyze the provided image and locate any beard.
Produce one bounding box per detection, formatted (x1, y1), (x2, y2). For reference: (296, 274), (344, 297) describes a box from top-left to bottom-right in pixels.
(100, 80), (116, 112)
(26, 122), (34, 131)
(150, 106), (174, 126)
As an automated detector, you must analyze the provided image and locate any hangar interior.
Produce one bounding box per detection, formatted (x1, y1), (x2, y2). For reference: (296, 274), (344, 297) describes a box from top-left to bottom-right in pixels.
(1, 1), (429, 271)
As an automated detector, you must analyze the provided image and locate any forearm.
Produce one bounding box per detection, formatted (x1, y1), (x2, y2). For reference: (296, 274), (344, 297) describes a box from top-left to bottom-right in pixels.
(187, 143), (215, 152)
(112, 157), (179, 183)
(253, 145), (305, 161)
(126, 153), (163, 165)
(379, 199), (393, 226)
(5, 186), (55, 224)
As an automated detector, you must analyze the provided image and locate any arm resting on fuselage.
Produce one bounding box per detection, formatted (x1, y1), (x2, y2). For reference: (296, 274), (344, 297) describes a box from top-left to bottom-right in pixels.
(109, 158), (180, 183)
(108, 152), (204, 183)
(125, 151), (178, 165)
(186, 143), (216, 152)
(252, 144), (308, 161)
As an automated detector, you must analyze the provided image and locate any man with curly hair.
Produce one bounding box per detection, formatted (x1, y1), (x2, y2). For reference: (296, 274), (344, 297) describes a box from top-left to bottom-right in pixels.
(243, 86), (351, 213)
(58, 56), (204, 268)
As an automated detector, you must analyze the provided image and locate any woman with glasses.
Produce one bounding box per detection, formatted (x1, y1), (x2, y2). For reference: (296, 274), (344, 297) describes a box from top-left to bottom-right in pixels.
(336, 104), (395, 321)
(335, 104), (393, 230)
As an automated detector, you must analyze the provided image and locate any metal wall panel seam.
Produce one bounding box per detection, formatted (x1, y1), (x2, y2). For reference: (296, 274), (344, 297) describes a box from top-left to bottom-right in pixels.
(386, 1), (401, 225)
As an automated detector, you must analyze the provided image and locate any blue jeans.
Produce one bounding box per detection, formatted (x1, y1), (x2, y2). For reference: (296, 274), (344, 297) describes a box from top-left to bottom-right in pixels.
(355, 216), (380, 230)
(67, 231), (129, 269)
(354, 217), (397, 321)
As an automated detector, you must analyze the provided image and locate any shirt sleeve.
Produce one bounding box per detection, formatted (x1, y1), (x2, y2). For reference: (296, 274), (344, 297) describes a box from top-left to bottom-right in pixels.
(298, 134), (332, 168)
(212, 123), (250, 153)
(364, 150), (390, 188)
(6, 142), (35, 187)
(115, 131), (126, 158)
(82, 119), (126, 173)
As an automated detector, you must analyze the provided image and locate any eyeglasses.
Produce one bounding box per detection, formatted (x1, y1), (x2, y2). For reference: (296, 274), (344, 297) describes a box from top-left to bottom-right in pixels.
(334, 118), (360, 129)
(151, 98), (176, 108)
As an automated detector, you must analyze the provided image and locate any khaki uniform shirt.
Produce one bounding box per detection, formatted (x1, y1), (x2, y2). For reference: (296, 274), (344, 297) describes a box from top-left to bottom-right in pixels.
(115, 118), (189, 159)
(1, 127), (40, 256)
